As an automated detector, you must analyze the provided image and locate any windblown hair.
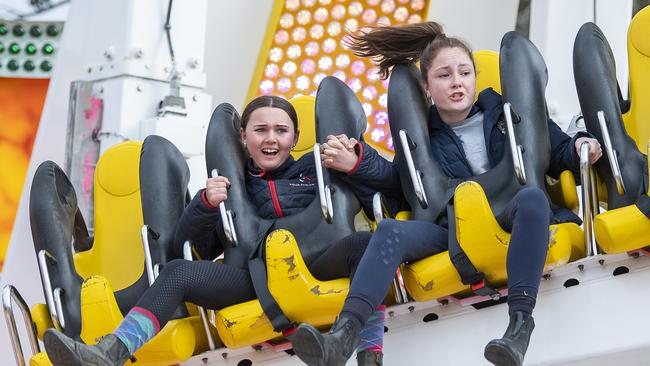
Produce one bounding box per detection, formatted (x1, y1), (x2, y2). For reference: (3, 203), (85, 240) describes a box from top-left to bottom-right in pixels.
(345, 21), (475, 82)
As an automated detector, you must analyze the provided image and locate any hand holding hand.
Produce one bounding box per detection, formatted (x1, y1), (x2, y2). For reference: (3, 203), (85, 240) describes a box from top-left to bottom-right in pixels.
(320, 134), (359, 172)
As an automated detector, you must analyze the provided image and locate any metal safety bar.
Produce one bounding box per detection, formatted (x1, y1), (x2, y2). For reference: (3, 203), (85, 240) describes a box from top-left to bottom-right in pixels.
(597, 110), (626, 195)
(503, 103), (526, 185)
(580, 142), (600, 256)
(3, 285), (40, 366)
(398, 130), (428, 209)
(141, 225), (156, 285)
(313, 144), (334, 223)
(372, 192), (409, 304)
(210, 169), (238, 246)
(37, 250), (64, 330)
(183, 241), (217, 351)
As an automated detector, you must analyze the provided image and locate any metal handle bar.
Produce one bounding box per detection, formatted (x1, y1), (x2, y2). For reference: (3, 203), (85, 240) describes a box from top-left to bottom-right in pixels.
(398, 130), (428, 209)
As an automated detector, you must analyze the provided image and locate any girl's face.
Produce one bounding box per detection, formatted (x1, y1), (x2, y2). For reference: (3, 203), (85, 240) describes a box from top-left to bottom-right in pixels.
(241, 107), (299, 172)
(425, 47), (477, 124)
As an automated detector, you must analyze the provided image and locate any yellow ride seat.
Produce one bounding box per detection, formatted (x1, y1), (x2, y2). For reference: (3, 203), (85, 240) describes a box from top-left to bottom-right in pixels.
(29, 137), (208, 366)
(594, 145), (650, 254)
(290, 95), (317, 159)
(390, 39), (585, 303)
(215, 230), (349, 348)
(206, 78), (365, 349)
(574, 19), (650, 254)
(401, 182), (583, 301)
(622, 6), (650, 152)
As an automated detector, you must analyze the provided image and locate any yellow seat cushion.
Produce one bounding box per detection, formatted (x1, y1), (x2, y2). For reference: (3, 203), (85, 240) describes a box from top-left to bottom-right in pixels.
(402, 182), (582, 302)
(594, 203), (650, 254)
(474, 50), (501, 98)
(73, 141), (145, 292)
(79, 275), (205, 364)
(215, 229), (349, 348)
(290, 95), (316, 159)
(623, 6), (650, 152)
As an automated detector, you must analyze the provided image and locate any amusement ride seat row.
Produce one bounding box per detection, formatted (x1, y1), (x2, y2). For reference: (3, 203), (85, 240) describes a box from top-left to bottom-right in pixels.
(5, 8), (650, 365)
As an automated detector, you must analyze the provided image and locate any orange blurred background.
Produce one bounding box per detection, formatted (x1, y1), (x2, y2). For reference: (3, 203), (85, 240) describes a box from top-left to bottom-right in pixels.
(0, 77), (49, 271)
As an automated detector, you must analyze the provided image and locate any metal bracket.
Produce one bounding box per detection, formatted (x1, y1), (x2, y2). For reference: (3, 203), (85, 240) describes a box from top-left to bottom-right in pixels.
(37, 250), (64, 330)
(503, 103), (526, 185)
(210, 169), (239, 246)
(398, 130), (428, 209)
(313, 144), (334, 223)
(597, 110), (626, 195)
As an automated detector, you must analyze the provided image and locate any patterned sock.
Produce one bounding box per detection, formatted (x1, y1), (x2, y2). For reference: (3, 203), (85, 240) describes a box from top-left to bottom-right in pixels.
(356, 305), (386, 354)
(113, 307), (161, 355)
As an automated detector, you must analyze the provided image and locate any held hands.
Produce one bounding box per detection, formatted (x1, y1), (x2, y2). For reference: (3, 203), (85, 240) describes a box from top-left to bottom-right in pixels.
(321, 134), (359, 173)
(205, 175), (231, 207)
(575, 137), (603, 165)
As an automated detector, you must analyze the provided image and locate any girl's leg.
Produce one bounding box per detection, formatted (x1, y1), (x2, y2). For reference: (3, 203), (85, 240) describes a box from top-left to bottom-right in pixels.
(294, 219), (448, 366)
(308, 232), (385, 364)
(115, 259), (256, 353)
(342, 219), (448, 328)
(44, 259), (256, 366)
(485, 187), (550, 366)
(496, 187), (550, 316)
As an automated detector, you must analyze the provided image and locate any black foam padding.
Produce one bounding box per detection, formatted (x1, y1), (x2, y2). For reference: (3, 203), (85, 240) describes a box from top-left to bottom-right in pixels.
(387, 31), (555, 222)
(573, 22), (647, 209)
(205, 77), (363, 269)
(30, 161), (84, 338)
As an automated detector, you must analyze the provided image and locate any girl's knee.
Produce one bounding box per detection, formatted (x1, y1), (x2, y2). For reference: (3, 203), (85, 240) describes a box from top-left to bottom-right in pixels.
(514, 187), (549, 216)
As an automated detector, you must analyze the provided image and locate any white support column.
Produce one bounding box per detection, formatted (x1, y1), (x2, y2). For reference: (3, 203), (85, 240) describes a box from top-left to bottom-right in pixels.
(0, 1), (209, 363)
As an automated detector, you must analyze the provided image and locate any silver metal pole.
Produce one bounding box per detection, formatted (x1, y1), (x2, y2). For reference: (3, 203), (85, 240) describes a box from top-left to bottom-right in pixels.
(141, 225), (155, 285)
(313, 144), (334, 223)
(580, 142), (597, 256)
(183, 242), (216, 351)
(3, 285), (40, 366)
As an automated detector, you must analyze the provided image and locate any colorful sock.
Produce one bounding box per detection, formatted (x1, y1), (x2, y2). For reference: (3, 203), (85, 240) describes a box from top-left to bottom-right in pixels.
(356, 305), (386, 354)
(113, 307), (161, 355)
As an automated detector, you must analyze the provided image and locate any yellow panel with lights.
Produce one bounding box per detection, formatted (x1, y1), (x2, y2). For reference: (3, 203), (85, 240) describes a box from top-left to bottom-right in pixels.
(249, 0), (431, 156)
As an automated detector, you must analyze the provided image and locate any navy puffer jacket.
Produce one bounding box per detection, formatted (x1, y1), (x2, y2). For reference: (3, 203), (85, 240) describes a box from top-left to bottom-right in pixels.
(348, 88), (588, 224)
(173, 153), (318, 258)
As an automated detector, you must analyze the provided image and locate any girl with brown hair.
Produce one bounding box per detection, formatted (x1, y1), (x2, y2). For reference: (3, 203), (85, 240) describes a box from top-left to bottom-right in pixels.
(292, 22), (602, 366)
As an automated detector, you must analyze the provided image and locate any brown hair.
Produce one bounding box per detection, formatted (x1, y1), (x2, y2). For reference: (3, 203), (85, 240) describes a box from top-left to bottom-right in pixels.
(240, 95), (299, 131)
(345, 21), (475, 82)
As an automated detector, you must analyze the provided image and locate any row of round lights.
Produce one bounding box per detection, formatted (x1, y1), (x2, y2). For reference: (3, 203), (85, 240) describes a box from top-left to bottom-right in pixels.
(256, 0), (428, 153)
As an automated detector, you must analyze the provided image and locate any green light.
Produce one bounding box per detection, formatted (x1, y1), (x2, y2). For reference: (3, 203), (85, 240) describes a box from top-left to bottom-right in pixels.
(46, 24), (59, 37)
(30, 25), (42, 37)
(12, 24), (25, 37)
(40, 60), (53, 72)
(9, 42), (20, 54)
(23, 60), (35, 71)
(0, 24), (7, 36)
(25, 43), (37, 55)
(0, 42), (4, 53)
(42, 43), (54, 55)
(7, 59), (19, 71)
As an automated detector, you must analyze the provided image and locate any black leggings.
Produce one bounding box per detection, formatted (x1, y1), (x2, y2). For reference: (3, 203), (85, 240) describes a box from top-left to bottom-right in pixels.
(342, 187), (550, 326)
(135, 231), (372, 329)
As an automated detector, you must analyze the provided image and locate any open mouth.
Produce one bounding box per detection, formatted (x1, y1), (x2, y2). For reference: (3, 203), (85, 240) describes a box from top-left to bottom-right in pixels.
(450, 92), (465, 101)
(261, 148), (279, 156)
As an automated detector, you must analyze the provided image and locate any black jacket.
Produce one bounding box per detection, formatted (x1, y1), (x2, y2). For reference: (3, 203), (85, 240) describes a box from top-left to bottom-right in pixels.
(174, 153), (319, 258)
(349, 88), (587, 224)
